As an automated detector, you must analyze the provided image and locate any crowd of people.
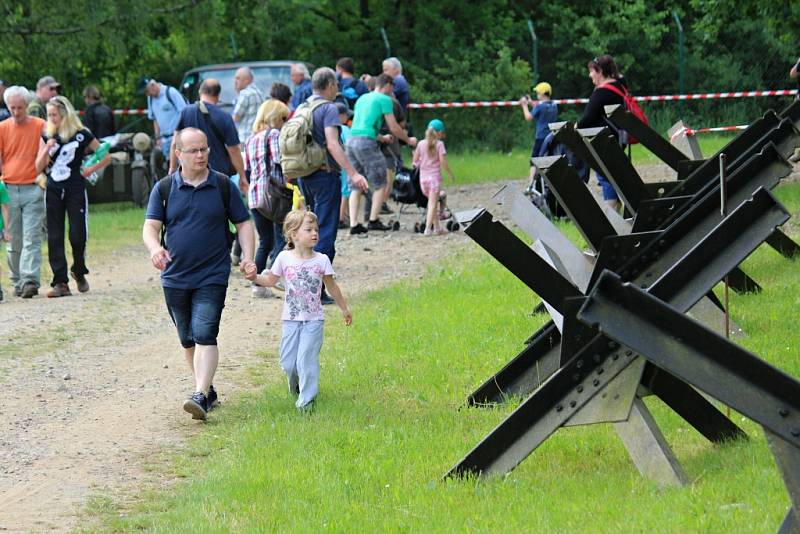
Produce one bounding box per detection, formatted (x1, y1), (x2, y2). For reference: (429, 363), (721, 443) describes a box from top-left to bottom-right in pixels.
(0, 77), (112, 302)
(1, 53), (636, 421)
(140, 57), (462, 419)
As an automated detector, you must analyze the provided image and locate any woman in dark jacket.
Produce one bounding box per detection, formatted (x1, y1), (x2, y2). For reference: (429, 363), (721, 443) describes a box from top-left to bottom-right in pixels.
(577, 55), (626, 211)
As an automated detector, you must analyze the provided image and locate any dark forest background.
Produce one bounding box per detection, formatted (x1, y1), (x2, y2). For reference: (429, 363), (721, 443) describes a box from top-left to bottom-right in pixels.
(3, 0), (799, 149)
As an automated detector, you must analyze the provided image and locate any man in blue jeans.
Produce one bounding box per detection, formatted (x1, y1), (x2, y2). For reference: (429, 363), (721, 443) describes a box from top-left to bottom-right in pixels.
(143, 127), (256, 421)
(296, 67), (367, 304)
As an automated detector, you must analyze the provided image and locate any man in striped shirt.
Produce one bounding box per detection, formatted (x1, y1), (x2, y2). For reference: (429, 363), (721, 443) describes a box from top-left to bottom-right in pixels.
(232, 67), (265, 145)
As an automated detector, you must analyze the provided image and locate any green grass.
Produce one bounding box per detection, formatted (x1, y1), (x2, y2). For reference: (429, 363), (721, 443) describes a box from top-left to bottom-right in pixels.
(93, 183), (800, 532)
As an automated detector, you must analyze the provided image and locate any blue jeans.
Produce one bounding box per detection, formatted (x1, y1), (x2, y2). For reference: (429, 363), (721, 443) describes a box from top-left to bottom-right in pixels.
(251, 208), (285, 273)
(597, 171), (619, 201)
(298, 169), (342, 264)
(163, 284), (227, 348)
(251, 208), (273, 273)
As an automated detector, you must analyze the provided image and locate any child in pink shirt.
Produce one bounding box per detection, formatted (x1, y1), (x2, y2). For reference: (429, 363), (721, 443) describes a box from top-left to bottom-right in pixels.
(413, 119), (456, 235)
(246, 210), (352, 411)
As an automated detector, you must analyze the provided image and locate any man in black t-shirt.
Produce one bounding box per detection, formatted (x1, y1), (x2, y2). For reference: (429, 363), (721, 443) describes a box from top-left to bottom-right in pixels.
(82, 86), (115, 138)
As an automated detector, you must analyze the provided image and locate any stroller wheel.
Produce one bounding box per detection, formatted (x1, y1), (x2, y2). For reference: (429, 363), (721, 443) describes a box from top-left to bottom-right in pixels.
(446, 220), (460, 232)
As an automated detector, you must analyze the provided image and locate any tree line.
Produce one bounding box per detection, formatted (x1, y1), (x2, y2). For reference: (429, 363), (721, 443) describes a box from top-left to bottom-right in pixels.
(3, 0), (798, 150)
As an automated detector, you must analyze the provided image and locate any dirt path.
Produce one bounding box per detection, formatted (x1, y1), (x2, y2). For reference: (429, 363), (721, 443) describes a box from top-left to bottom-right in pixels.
(0, 180), (515, 532)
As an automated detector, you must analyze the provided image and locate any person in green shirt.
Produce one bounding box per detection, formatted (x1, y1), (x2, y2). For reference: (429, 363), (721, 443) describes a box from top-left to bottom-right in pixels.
(345, 74), (416, 233)
(0, 180), (10, 301)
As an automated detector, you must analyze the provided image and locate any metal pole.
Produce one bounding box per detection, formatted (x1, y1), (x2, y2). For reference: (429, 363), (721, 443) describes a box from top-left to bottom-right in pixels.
(672, 11), (685, 97)
(380, 27), (391, 57)
(527, 19), (539, 84)
(719, 152), (731, 418)
(229, 32), (238, 60)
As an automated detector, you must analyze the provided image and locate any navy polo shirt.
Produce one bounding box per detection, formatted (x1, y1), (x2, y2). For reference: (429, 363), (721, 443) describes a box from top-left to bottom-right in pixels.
(145, 170), (250, 289)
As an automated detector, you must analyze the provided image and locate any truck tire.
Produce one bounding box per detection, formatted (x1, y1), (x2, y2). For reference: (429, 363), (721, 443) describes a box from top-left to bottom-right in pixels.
(131, 167), (150, 208)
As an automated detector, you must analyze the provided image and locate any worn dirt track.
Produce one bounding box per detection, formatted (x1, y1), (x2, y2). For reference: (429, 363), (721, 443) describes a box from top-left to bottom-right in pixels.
(0, 179), (519, 532)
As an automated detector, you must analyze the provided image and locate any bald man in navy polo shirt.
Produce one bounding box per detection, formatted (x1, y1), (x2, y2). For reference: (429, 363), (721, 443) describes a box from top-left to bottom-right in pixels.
(143, 127), (256, 421)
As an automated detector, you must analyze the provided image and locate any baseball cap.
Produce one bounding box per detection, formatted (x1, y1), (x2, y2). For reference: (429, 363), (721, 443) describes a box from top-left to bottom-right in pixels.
(428, 119), (445, 132)
(37, 75), (61, 90)
(135, 76), (155, 95)
(534, 82), (552, 96)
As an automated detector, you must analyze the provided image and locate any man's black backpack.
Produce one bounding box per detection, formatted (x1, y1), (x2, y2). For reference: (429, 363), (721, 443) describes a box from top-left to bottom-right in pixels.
(157, 173), (236, 250)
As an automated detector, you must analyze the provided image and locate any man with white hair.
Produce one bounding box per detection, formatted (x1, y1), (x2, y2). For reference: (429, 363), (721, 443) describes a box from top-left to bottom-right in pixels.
(289, 63), (312, 112)
(232, 66), (265, 145)
(382, 57), (410, 112)
(0, 86), (46, 298)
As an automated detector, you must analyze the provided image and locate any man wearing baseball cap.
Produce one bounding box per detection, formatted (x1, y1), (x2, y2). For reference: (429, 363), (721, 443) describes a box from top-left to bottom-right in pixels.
(27, 75), (60, 119)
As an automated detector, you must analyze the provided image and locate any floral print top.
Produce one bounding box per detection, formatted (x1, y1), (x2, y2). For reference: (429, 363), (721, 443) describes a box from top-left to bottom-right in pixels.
(270, 250), (334, 321)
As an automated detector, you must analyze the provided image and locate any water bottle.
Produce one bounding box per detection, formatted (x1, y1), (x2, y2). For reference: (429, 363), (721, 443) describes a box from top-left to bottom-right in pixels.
(81, 141), (111, 171)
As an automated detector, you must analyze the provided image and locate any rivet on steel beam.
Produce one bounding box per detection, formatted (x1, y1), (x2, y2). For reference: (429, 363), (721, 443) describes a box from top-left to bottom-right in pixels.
(779, 408), (790, 417)
(569, 400), (577, 408)
(592, 379), (600, 387)
(576, 385), (584, 393)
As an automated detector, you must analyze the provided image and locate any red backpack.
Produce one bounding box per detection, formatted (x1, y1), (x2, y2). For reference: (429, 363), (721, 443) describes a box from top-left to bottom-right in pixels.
(600, 83), (648, 144)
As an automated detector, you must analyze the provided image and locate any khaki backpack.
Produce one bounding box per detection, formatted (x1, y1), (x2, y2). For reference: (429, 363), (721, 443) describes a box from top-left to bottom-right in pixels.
(279, 98), (330, 179)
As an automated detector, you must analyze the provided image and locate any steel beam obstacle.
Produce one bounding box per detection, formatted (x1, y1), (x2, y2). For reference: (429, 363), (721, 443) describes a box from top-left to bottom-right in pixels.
(448, 104), (800, 514)
(577, 272), (800, 532)
(449, 186), (789, 485)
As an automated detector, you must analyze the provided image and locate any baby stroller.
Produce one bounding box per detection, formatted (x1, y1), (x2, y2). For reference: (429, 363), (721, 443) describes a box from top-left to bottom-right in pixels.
(390, 166), (459, 233)
(528, 132), (589, 219)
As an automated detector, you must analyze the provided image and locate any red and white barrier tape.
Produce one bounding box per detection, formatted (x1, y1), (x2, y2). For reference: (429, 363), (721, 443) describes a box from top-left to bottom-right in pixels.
(96, 89), (797, 115)
(670, 124), (748, 142)
(408, 89), (798, 109)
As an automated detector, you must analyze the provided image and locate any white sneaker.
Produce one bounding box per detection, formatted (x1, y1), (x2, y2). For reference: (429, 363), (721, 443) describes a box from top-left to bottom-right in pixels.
(252, 285), (273, 298)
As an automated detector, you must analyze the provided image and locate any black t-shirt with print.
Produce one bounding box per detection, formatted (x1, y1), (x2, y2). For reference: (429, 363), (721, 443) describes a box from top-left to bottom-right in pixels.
(43, 128), (95, 188)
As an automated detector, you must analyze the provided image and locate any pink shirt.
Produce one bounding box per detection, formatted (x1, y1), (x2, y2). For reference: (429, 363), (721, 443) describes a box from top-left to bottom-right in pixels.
(270, 250), (334, 321)
(413, 139), (446, 181)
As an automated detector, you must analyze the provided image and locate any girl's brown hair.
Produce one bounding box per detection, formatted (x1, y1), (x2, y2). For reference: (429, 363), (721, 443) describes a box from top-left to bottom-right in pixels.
(587, 55), (620, 79)
(282, 209), (318, 249)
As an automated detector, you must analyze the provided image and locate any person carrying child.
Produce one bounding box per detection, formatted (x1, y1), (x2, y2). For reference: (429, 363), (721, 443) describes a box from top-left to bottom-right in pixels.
(412, 119), (456, 236)
(520, 82), (558, 194)
(0, 179), (9, 301)
(245, 210), (352, 411)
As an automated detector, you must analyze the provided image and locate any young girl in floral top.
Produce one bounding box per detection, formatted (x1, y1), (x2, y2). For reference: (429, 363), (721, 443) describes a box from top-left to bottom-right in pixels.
(245, 210), (352, 411)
